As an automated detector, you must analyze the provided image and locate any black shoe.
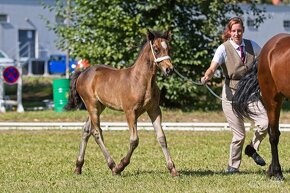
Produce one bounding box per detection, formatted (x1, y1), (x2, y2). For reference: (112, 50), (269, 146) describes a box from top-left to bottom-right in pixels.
(225, 166), (240, 174)
(252, 152), (266, 166)
(245, 145), (266, 166)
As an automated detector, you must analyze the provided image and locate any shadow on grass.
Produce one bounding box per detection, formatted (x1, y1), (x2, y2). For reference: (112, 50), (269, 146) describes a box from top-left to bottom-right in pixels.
(120, 168), (272, 177)
(179, 169), (268, 177)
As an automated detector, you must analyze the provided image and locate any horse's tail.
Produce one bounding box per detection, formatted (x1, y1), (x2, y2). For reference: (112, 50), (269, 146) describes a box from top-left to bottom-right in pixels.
(232, 60), (261, 119)
(64, 71), (84, 110)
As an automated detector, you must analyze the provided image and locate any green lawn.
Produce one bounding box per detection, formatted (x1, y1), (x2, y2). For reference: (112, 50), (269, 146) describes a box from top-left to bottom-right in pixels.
(0, 109), (228, 122)
(1, 129), (290, 193)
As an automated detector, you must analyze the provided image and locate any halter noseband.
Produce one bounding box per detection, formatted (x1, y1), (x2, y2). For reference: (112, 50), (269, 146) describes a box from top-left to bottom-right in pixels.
(149, 40), (171, 63)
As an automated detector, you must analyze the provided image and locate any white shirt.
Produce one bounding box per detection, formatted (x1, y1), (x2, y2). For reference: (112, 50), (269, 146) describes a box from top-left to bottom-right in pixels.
(212, 39), (261, 65)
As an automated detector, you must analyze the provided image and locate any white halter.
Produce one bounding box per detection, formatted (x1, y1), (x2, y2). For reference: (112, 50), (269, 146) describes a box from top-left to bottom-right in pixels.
(149, 41), (171, 63)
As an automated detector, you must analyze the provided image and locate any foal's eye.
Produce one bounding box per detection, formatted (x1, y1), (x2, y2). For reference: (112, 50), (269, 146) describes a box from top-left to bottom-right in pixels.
(154, 48), (159, 54)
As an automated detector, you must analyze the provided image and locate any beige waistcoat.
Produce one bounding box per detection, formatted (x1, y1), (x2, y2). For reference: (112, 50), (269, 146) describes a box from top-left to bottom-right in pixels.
(221, 39), (255, 90)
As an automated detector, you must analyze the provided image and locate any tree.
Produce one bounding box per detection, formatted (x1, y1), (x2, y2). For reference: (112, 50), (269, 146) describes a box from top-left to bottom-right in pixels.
(45, 0), (265, 110)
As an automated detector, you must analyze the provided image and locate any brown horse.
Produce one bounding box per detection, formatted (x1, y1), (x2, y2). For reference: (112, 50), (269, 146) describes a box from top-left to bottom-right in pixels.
(65, 30), (178, 177)
(232, 33), (290, 180)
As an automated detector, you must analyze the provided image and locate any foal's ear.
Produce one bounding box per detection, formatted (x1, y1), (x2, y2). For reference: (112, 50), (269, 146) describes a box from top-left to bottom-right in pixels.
(165, 30), (172, 41)
(146, 29), (155, 41)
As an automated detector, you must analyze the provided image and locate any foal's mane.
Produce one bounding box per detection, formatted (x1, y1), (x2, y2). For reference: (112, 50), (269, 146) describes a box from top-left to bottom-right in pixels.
(149, 31), (169, 39)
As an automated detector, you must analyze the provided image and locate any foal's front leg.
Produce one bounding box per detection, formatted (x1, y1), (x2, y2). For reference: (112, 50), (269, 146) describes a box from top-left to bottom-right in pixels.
(147, 107), (178, 177)
(112, 110), (139, 175)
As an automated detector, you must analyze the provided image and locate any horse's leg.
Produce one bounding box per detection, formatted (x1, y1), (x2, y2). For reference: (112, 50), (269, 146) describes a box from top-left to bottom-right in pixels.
(147, 107), (178, 177)
(113, 110), (139, 175)
(266, 96), (284, 180)
(88, 104), (117, 173)
(74, 117), (92, 174)
(259, 59), (284, 180)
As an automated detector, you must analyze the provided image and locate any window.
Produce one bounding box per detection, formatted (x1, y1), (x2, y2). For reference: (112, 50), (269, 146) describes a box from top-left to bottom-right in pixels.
(246, 18), (257, 31)
(247, 19), (255, 28)
(283, 20), (290, 30)
(0, 14), (8, 23)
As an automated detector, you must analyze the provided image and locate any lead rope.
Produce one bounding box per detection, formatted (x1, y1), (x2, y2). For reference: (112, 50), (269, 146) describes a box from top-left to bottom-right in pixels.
(149, 39), (230, 103)
(173, 68), (232, 104)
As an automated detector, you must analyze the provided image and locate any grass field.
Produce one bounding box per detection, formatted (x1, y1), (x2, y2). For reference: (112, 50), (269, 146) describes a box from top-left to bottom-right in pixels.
(1, 108), (290, 123)
(2, 74), (290, 192)
(0, 109), (228, 122)
(1, 94), (290, 192)
(1, 129), (290, 193)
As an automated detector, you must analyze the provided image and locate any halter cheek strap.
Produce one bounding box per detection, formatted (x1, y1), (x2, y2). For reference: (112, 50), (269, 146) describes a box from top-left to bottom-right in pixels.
(149, 41), (171, 63)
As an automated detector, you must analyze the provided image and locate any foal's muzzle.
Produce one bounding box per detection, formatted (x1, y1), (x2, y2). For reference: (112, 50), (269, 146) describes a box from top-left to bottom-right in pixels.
(158, 59), (174, 76)
(165, 67), (174, 76)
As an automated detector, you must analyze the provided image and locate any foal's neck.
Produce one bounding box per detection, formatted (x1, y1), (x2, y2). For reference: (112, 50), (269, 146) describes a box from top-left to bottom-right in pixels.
(132, 42), (157, 79)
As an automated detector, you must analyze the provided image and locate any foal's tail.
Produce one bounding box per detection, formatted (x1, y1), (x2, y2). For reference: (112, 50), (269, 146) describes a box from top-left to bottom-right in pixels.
(232, 60), (261, 119)
(64, 71), (84, 110)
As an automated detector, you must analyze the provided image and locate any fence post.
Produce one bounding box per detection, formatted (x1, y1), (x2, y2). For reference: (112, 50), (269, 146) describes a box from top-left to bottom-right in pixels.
(16, 42), (24, 112)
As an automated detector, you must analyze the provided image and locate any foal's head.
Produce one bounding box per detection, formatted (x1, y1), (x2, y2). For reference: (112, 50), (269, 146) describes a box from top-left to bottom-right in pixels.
(147, 30), (174, 76)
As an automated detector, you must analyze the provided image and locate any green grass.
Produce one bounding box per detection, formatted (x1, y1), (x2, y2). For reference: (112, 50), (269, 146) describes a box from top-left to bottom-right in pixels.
(1, 108), (290, 123)
(1, 130), (290, 192)
(0, 109), (228, 122)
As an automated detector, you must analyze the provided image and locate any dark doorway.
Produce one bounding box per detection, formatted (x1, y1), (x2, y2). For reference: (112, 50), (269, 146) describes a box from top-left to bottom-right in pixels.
(18, 30), (35, 58)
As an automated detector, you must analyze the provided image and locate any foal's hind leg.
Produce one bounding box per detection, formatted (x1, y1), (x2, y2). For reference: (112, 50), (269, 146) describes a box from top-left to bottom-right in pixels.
(74, 118), (91, 174)
(112, 110), (139, 175)
(147, 107), (178, 177)
(88, 104), (117, 172)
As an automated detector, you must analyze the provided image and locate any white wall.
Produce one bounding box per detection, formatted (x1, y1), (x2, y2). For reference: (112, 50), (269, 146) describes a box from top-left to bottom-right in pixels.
(0, 0), (62, 59)
(242, 4), (290, 47)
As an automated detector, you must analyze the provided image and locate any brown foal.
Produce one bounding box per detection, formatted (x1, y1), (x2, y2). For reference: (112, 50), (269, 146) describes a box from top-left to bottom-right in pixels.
(65, 30), (178, 177)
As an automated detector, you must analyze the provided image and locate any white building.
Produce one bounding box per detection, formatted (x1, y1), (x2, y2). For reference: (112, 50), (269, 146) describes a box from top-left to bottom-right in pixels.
(0, 0), (61, 61)
(0, 1), (289, 68)
(242, 4), (290, 47)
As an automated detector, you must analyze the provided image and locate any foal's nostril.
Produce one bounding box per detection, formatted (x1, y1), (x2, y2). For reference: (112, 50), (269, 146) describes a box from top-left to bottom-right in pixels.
(166, 68), (173, 75)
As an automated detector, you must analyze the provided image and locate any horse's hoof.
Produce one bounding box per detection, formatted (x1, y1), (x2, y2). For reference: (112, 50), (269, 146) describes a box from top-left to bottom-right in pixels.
(268, 171), (284, 181)
(112, 172), (121, 176)
(112, 167), (121, 176)
(171, 168), (179, 177)
(270, 174), (284, 181)
(74, 168), (82, 175)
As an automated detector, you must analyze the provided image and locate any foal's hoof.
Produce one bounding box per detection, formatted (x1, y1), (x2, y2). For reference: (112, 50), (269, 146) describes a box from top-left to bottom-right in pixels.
(112, 167), (122, 176)
(74, 168), (82, 175)
(170, 168), (179, 177)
